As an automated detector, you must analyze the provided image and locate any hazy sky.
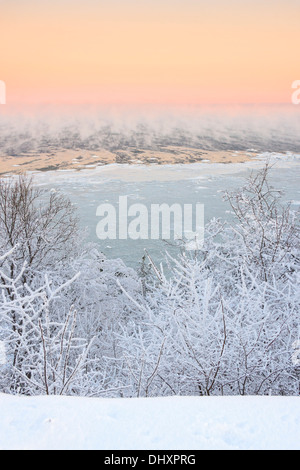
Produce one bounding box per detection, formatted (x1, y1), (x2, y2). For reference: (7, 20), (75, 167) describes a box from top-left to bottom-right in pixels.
(1, 0), (299, 105)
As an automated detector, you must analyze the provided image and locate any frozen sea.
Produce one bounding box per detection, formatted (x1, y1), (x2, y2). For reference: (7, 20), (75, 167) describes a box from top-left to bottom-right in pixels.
(34, 153), (300, 269)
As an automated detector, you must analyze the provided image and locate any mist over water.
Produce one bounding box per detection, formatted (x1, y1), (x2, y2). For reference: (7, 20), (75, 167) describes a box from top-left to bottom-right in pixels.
(1, 104), (300, 156)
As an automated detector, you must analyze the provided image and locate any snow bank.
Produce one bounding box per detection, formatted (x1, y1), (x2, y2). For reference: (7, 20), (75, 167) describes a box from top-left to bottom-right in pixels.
(0, 394), (299, 450)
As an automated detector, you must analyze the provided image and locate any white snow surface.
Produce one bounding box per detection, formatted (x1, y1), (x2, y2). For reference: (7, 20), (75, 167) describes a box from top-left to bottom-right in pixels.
(0, 394), (299, 450)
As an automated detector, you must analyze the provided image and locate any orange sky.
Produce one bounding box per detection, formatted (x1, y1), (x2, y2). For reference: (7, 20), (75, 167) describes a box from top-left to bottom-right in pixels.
(0, 1), (299, 105)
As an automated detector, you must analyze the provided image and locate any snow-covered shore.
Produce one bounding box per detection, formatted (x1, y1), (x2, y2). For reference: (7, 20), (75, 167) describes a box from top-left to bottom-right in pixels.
(0, 394), (299, 450)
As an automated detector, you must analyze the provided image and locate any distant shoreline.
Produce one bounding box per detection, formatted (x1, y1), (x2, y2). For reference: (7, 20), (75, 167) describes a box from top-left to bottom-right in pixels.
(0, 148), (257, 175)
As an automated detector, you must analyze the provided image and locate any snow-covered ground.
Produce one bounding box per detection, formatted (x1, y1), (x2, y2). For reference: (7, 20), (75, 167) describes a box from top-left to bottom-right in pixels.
(0, 394), (299, 450)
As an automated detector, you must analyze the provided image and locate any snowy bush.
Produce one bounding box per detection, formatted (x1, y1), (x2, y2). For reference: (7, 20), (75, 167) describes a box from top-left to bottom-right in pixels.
(117, 166), (300, 396)
(0, 248), (87, 394)
(0, 167), (298, 397)
(0, 177), (142, 396)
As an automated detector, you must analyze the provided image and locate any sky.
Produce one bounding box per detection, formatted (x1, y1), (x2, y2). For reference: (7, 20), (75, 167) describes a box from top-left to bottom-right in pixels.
(0, 0), (299, 106)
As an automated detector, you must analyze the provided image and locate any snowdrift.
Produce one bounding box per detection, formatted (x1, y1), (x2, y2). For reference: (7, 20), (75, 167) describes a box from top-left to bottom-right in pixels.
(0, 394), (299, 450)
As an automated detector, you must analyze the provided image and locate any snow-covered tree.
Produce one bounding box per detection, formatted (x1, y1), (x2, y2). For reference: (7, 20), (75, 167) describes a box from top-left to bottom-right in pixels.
(116, 166), (300, 396)
(0, 177), (142, 396)
(0, 167), (298, 397)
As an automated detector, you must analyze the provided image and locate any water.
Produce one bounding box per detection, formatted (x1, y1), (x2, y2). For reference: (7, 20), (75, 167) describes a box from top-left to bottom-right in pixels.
(35, 157), (300, 269)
